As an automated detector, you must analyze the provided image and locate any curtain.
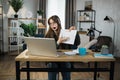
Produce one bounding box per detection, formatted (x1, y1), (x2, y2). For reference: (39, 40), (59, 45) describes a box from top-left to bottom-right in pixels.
(65, 0), (76, 29)
(39, 0), (46, 19)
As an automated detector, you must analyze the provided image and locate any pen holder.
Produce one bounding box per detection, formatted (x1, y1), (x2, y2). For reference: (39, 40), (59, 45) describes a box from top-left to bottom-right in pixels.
(78, 48), (87, 56)
(101, 45), (109, 54)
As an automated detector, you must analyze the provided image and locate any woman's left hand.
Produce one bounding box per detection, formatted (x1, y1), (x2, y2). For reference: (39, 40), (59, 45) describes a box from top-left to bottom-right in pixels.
(69, 26), (76, 31)
(57, 37), (69, 44)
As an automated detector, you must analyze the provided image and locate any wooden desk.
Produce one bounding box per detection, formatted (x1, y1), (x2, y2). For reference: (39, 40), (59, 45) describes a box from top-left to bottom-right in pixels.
(15, 49), (115, 80)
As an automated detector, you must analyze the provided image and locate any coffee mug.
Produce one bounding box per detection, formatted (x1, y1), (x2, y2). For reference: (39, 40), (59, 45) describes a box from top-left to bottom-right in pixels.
(78, 48), (87, 56)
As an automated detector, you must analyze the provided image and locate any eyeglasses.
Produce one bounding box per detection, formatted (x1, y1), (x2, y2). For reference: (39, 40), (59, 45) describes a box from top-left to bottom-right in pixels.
(49, 22), (57, 26)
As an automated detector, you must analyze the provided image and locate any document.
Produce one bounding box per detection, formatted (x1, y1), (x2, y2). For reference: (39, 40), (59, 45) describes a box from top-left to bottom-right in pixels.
(72, 49), (79, 53)
(64, 51), (77, 55)
(59, 29), (77, 45)
(94, 53), (114, 58)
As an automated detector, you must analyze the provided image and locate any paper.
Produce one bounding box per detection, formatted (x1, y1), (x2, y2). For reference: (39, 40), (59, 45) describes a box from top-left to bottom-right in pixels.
(64, 51), (77, 55)
(72, 49), (79, 53)
(59, 29), (77, 44)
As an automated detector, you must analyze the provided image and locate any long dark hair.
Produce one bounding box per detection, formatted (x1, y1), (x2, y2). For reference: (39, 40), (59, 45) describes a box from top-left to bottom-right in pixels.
(45, 15), (62, 38)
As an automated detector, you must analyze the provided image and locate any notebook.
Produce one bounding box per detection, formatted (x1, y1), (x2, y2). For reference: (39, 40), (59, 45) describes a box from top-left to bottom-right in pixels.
(24, 37), (58, 57)
(94, 53), (114, 58)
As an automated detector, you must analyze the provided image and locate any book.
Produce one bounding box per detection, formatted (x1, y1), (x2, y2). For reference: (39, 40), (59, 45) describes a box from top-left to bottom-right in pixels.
(59, 29), (77, 45)
(94, 53), (114, 58)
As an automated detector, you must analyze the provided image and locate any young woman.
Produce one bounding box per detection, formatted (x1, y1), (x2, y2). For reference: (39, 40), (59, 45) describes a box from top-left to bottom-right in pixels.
(45, 15), (80, 80)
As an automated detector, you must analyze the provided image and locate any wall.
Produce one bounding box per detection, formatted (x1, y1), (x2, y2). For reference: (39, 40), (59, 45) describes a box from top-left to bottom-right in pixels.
(76, 0), (120, 57)
(46, 0), (65, 29)
(111, 0), (120, 57)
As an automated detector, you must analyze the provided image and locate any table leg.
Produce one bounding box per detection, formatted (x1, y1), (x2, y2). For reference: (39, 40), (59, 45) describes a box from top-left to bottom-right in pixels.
(94, 62), (97, 80)
(16, 61), (20, 80)
(26, 61), (30, 80)
(110, 62), (115, 80)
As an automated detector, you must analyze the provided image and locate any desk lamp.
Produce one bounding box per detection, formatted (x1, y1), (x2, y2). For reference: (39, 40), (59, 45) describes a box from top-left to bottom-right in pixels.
(104, 16), (115, 54)
(87, 26), (102, 41)
(87, 25), (95, 41)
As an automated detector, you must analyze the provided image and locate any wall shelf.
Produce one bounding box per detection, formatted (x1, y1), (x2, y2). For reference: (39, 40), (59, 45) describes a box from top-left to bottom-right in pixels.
(8, 18), (26, 54)
(8, 18), (46, 54)
(77, 10), (96, 31)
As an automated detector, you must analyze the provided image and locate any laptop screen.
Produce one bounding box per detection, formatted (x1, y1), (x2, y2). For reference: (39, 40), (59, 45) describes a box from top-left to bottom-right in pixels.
(24, 37), (58, 57)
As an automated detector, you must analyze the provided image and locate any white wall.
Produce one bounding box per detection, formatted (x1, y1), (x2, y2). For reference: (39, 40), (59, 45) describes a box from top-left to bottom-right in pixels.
(76, 0), (120, 57)
(46, 0), (65, 29)
(111, 0), (120, 57)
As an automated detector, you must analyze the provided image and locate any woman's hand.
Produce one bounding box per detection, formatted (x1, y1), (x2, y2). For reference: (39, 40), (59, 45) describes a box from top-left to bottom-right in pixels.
(69, 26), (76, 31)
(57, 37), (69, 44)
(57, 26), (75, 44)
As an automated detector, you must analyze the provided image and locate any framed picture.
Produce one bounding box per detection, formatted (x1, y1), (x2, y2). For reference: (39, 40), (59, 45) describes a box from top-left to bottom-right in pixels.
(84, 1), (92, 10)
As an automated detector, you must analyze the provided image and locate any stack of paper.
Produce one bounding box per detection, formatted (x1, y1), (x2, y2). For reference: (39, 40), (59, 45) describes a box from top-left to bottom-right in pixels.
(94, 53), (114, 58)
(64, 51), (77, 55)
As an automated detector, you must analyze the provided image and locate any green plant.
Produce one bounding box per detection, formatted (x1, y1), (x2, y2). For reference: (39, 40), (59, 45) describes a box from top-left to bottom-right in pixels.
(20, 22), (37, 37)
(8, 0), (24, 13)
(37, 10), (44, 15)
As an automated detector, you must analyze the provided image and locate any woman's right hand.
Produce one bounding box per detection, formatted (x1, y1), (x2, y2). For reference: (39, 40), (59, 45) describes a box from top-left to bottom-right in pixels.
(57, 37), (69, 44)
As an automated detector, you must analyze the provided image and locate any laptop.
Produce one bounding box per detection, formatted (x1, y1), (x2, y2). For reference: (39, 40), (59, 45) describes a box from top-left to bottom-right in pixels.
(24, 37), (59, 57)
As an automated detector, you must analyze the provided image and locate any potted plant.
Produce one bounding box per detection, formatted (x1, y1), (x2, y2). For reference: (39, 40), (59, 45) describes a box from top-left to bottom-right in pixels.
(37, 10), (44, 19)
(20, 22), (37, 37)
(8, 0), (24, 18)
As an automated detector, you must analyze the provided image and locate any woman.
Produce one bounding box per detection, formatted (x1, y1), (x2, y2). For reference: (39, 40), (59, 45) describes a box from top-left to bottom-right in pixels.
(45, 15), (80, 80)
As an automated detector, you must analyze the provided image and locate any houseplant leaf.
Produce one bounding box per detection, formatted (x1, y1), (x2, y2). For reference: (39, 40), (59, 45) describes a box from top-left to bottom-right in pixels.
(8, 0), (24, 18)
(20, 23), (37, 37)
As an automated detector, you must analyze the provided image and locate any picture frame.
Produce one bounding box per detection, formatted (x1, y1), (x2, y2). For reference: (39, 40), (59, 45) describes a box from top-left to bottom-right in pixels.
(84, 1), (92, 10)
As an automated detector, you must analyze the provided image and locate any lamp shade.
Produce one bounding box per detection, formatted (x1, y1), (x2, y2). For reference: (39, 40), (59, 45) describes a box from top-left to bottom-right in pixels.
(104, 16), (114, 22)
(104, 16), (110, 21)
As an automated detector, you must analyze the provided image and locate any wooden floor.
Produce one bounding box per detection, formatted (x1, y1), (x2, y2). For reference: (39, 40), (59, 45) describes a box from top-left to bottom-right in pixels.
(0, 52), (120, 80)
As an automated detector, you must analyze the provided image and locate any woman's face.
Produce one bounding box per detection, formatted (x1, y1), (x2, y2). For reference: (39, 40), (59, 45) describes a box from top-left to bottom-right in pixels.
(49, 19), (58, 31)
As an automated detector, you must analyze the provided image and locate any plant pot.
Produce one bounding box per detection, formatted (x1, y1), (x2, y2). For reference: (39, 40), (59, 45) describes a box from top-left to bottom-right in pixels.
(14, 14), (18, 18)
